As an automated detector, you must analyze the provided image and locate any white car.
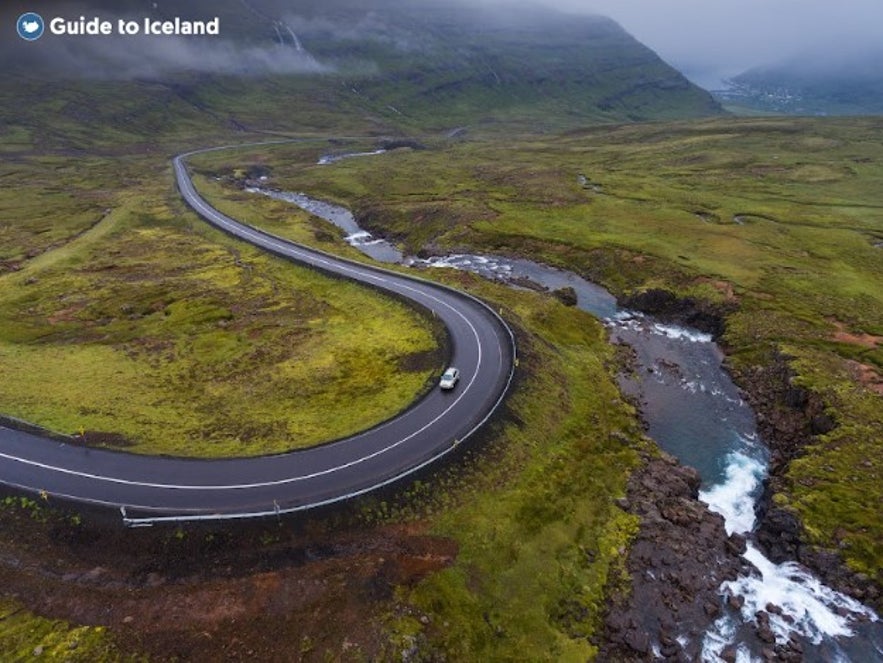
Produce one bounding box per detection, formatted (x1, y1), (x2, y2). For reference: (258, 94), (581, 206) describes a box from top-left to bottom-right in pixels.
(439, 367), (460, 390)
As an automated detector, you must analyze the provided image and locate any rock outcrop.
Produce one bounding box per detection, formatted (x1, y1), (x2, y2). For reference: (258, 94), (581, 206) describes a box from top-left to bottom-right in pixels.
(599, 453), (750, 661)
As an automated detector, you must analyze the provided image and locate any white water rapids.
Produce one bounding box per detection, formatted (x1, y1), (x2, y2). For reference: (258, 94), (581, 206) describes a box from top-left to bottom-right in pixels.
(700, 450), (879, 662)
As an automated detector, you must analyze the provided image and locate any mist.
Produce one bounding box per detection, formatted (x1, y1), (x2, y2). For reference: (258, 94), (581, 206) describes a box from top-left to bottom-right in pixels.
(547, 0), (883, 88)
(2, 1), (332, 79)
(7, 0), (883, 86)
(22, 36), (331, 79)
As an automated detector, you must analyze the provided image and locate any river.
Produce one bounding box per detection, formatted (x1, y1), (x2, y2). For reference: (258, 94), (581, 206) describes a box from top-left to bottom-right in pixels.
(246, 154), (882, 662)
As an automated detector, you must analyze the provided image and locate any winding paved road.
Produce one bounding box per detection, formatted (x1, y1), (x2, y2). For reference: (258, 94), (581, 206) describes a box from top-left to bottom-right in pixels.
(0, 145), (515, 526)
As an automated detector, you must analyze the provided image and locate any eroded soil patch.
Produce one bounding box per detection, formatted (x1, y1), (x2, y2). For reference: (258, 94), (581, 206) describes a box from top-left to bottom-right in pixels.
(0, 507), (456, 661)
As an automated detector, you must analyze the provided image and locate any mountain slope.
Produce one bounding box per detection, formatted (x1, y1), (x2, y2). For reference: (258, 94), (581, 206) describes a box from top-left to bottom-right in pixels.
(256, 0), (722, 126)
(1, 0), (722, 147)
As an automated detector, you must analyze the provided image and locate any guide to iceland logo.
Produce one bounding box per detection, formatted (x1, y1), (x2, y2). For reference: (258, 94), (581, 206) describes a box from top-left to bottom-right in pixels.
(17, 12), (45, 41)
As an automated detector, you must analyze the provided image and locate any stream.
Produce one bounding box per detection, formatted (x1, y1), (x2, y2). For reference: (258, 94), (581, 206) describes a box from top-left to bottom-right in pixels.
(246, 154), (882, 662)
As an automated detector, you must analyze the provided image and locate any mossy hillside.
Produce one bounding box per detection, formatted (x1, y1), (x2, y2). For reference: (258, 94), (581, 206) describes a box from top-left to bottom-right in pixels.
(220, 117), (883, 583)
(0, 156), (119, 270)
(773, 348), (883, 578)
(0, 71), (385, 156)
(2, 0), (726, 169)
(0, 156), (441, 457)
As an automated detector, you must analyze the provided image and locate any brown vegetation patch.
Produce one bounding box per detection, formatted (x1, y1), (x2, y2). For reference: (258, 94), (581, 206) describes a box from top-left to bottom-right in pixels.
(830, 319), (882, 349)
(398, 349), (439, 373)
(697, 277), (737, 302)
(47, 304), (86, 325)
(846, 360), (883, 395)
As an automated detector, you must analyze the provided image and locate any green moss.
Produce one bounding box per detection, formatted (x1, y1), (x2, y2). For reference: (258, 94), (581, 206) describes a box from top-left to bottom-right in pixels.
(776, 349), (883, 583)
(0, 600), (127, 662)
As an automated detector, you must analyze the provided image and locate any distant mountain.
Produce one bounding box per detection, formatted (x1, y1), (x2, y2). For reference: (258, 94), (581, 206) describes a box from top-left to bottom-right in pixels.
(714, 48), (883, 116)
(242, 0), (724, 125)
(1, 0), (722, 145)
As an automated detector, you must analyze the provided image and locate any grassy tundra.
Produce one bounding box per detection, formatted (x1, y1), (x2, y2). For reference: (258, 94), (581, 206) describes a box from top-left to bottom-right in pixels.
(0, 154), (441, 457)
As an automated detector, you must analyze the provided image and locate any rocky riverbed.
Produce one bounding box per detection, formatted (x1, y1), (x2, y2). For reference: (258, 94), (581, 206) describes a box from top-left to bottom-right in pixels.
(600, 454), (751, 661)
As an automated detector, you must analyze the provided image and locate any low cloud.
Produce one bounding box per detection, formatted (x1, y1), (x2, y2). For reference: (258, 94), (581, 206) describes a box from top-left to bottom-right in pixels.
(6, 32), (332, 80)
(279, 11), (437, 53)
(2, 3), (333, 80)
(31, 36), (332, 79)
(10, 0), (882, 86)
(556, 0), (883, 87)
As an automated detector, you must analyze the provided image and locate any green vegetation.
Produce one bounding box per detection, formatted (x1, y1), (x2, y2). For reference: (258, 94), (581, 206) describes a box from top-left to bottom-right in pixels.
(2, 2), (881, 653)
(0, 599), (123, 662)
(0, 156), (116, 271)
(312, 272), (644, 659)
(189, 169), (363, 254)
(3, 0), (721, 153)
(0, 156), (441, 457)
(168, 143), (647, 657)
(285, 0), (721, 129)
(777, 349), (883, 577)
(217, 117), (882, 584)
(399, 280), (643, 660)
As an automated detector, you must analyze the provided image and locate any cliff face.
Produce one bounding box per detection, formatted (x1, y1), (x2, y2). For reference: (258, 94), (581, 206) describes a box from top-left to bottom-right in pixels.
(272, 0), (724, 126)
(615, 289), (883, 616)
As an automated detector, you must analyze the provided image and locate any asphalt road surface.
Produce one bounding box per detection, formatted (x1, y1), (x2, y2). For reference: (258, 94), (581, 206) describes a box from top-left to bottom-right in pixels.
(0, 146), (516, 525)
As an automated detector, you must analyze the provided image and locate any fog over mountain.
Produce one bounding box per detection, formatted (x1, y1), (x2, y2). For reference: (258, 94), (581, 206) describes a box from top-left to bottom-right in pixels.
(465, 0), (883, 88)
(1, 0), (721, 140)
(8, 0), (880, 88)
(549, 0), (883, 88)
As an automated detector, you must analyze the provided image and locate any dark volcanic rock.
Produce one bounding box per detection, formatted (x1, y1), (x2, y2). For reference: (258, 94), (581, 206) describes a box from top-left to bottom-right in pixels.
(727, 593), (745, 610)
(620, 288), (735, 338)
(736, 352), (835, 472)
(726, 533), (748, 556)
(551, 286), (578, 306)
(755, 611), (776, 643)
(754, 505), (801, 563)
(720, 644), (738, 662)
(599, 453), (749, 661)
(376, 138), (426, 151)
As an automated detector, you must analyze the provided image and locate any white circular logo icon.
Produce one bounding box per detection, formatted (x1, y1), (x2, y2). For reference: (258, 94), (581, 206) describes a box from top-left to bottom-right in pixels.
(17, 12), (45, 41)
